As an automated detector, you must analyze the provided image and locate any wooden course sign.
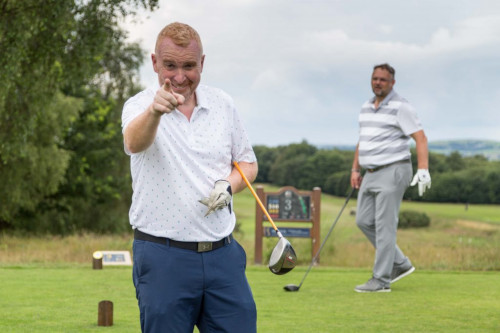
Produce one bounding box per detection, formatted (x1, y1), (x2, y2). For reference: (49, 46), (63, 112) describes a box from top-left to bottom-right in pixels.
(254, 186), (321, 264)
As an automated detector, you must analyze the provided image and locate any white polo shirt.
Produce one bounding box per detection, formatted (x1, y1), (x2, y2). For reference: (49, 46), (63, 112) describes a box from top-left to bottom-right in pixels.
(122, 84), (256, 241)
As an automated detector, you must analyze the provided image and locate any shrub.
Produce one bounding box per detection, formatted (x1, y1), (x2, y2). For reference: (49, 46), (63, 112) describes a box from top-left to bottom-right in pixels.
(398, 210), (431, 229)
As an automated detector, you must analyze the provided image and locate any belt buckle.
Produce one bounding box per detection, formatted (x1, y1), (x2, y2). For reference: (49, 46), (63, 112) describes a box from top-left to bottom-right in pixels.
(197, 242), (213, 252)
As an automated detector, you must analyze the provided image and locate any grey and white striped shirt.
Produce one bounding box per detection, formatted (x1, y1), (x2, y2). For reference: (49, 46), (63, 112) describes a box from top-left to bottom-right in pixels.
(358, 90), (422, 169)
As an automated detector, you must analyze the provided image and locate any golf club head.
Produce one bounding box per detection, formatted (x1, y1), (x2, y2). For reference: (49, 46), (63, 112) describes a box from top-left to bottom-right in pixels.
(268, 237), (297, 275)
(283, 284), (300, 292)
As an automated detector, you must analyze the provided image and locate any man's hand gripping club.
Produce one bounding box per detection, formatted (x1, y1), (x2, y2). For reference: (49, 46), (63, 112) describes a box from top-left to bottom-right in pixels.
(199, 180), (232, 217)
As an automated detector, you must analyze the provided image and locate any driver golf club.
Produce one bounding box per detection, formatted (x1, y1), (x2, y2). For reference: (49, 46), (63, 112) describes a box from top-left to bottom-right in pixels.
(233, 160), (297, 275)
(284, 187), (355, 291)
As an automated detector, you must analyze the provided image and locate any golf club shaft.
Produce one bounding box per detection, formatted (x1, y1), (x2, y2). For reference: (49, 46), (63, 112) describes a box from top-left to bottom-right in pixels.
(297, 187), (355, 288)
(233, 161), (280, 234)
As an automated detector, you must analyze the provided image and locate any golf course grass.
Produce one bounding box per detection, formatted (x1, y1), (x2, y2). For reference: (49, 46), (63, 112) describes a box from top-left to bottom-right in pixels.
(0, 265), (498, 332)
(1, 185), (499, 332)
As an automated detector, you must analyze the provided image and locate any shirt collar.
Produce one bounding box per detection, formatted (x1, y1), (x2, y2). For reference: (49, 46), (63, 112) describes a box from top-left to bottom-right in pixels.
(193, 85), (210, 112)
(370, 89), (397, 107)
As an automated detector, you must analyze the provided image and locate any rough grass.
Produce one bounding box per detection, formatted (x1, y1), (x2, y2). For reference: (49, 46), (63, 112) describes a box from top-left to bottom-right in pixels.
(1, 184), (499, 271)
(239, 185), (500, 271)
(0, 233), (133, 265)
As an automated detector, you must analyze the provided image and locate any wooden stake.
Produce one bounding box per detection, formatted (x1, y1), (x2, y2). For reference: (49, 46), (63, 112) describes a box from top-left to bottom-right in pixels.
(98, 300), (113, 326)
(93, 251), (103, 270)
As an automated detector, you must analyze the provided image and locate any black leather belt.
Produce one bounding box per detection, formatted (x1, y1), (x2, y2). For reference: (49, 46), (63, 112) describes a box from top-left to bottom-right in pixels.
(365, 159), (410, 173)
(134, 229), (232, 252)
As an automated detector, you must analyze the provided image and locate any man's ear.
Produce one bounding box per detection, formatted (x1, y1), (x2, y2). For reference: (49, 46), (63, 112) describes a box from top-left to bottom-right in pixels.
(200, 54), (205, 73)
(152, 53), (159, 73)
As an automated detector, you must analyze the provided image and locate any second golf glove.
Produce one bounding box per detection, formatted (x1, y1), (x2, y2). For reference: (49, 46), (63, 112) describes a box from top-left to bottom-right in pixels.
(199, 180), (232, 217)
(410, 169), (431, 196)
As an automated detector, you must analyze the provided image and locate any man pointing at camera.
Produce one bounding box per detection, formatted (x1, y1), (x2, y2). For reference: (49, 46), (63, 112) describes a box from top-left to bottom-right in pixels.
(351, 63), (431, 293)
(122, 22), (257, 332)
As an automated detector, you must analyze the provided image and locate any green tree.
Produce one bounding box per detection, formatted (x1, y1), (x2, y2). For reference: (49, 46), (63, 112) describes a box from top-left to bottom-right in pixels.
(0, 0), (158, 231)
(485, 167), (500, 203)
(427, 151), (448, 173)
(268, 141), (317, 187)
(299, 149), (353, 192)
(446, 151), (466, 171)
(0, 93), (81, 224)
(15, 90), (134, 233)
(324, 171), (351, 196)
(253, 145), (279, 183)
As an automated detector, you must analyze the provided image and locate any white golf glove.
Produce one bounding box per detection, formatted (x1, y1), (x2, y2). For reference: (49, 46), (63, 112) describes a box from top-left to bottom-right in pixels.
(199, 180), (232, 217)
(410, 169), (431, 196)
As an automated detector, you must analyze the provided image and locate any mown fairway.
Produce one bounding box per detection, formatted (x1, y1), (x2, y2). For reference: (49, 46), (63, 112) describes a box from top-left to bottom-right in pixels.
(0, 266), (499, 332)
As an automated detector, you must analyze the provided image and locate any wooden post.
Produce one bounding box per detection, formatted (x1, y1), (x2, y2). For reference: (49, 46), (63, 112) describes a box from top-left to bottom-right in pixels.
(98, 300), (113, 326)
(311, 187), (322, 263)
(254, 186), (264, 264)
(93, 251), (103, 269)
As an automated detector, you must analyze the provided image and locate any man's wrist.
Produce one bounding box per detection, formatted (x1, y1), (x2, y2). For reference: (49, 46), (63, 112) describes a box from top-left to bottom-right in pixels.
(215, 179), (232, 195)
(149, 105), (163, 116)
(351, 169), (360, 173)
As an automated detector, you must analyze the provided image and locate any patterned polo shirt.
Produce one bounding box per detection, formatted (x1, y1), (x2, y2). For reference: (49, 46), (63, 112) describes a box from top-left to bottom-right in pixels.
(358, 90), (422, 169)
(122, 84), (256, 241)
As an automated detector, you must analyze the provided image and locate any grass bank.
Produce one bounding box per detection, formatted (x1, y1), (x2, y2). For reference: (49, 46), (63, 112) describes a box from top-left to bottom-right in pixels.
(1, 184), (500, 271)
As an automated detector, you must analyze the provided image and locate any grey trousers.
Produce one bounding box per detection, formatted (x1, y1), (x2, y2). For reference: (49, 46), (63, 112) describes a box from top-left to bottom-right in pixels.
(356, 162), (413, 285)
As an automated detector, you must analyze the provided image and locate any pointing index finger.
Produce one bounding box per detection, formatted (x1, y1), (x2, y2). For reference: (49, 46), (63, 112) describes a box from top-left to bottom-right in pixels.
(162, 78), (185, 106)
(163, 79), (173, 93)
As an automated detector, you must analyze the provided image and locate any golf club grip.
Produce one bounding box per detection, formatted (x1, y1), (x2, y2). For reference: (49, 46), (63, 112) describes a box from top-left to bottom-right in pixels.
(233, 161), (279, 232)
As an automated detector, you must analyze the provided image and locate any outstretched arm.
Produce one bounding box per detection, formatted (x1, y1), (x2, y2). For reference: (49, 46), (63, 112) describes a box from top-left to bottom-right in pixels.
(124, 79), (185, 153)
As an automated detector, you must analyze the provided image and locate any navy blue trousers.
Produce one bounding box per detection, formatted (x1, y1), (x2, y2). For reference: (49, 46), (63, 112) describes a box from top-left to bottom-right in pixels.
(132, 237), (257, 333)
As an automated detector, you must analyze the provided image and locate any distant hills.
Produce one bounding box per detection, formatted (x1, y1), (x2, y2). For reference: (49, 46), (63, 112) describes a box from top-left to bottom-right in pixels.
(320, 140), (500, 160)
(427, 140), (500, 160)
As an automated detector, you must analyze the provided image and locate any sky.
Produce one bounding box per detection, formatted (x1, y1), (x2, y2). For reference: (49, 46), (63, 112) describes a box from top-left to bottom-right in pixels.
(122, 0), (500, 147)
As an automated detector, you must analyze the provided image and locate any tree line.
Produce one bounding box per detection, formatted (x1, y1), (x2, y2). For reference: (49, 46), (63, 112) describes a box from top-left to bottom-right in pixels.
(254, 141), (500, 204)
(1, 1), (498, 235)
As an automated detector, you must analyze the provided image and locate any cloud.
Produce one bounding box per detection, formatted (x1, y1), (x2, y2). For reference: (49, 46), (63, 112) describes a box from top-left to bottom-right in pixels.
(426, 15), (500, 55)
(122, 1), (500, 146)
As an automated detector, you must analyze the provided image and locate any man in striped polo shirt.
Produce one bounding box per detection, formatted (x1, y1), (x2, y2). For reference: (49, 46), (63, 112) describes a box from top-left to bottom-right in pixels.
(351, 63), (431, 293)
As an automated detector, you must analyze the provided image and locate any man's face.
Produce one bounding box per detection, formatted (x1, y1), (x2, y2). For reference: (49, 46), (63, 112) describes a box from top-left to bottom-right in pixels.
(371, 68), (394, 99)
(152, 38), (204, 102)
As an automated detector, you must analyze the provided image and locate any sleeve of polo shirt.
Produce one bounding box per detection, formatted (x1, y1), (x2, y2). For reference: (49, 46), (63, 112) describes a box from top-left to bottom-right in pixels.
(230, 108), (257, 163)
(397, 102), (423, 136)
(121, 90), (152, 134)
(121, 89), (155, 155)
